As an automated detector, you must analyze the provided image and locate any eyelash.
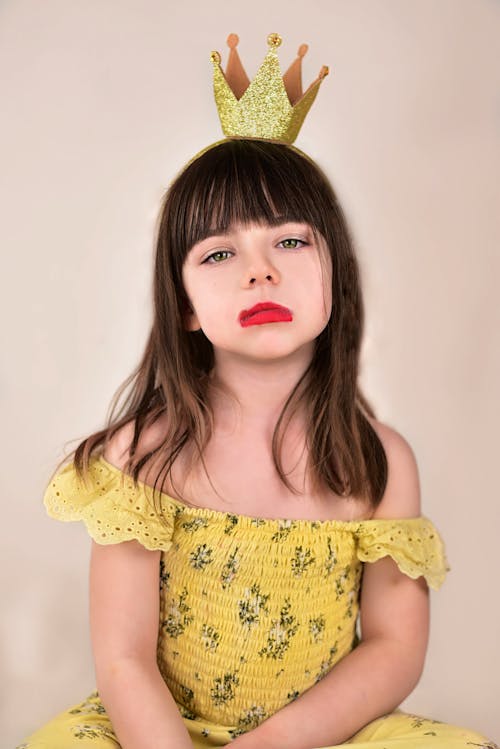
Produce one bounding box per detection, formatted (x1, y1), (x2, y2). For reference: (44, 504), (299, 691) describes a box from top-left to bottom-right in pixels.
(202, 238), (310, 264)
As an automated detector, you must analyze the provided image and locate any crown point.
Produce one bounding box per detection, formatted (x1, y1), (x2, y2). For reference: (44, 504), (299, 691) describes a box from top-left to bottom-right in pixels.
(211, 33), (327, 143)
(319, 65), (329, 79)
(267, 32), (282, 49)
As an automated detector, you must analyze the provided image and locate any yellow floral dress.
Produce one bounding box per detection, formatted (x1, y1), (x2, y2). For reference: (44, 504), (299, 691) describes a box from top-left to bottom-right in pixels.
(18, 455), (497, 749)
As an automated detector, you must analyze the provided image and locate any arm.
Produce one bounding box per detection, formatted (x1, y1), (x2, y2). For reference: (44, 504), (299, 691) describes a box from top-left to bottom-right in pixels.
(90, 540), (193, 749)
(232, 424), (430, 749)
(90, 423), (193, 749)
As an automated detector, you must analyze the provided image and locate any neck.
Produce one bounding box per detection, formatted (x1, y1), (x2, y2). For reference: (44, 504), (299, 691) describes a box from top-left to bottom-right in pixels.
(208, 347), (313, 438)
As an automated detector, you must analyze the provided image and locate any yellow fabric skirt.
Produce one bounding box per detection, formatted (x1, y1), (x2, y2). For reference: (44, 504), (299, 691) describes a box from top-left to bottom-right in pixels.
(18, 690), (496, 749)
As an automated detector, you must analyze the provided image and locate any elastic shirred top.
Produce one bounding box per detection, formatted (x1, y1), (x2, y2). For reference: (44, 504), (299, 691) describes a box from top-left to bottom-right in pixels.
(43, 454), (450, 590)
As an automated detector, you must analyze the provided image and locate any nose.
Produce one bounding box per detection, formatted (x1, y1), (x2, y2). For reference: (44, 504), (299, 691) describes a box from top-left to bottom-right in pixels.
(243, 257), (280, 287)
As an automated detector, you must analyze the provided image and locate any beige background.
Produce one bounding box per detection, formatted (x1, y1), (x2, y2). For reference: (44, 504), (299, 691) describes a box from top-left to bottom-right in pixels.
(2, 0), (499, 745)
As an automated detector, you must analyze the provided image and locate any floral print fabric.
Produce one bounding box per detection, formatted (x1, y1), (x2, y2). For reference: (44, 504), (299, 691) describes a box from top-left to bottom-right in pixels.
(18, 691), (498, 748)
(17, 455), (497, 748)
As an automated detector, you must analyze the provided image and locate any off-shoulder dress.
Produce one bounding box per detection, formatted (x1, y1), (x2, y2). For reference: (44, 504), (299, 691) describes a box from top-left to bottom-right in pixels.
(17, 455), (497, 748)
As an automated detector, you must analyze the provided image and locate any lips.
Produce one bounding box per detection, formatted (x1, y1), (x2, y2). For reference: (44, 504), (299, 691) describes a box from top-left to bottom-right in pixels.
(239, 302), (293, 327)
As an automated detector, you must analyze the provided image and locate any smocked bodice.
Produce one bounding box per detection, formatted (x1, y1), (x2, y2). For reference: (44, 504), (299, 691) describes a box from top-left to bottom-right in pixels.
(44, 455), (448, 729)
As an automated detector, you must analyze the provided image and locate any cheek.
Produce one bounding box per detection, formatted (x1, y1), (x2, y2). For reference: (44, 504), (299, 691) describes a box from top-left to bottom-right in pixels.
(190, 287), (237, 334)
(299, 259), (331, 307)
(197, 280), (229, 319)
(312, 295), (332, 331)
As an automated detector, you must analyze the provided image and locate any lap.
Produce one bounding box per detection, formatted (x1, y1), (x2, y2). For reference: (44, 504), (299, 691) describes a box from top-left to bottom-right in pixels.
(16, 692), (497, 749)
(344, 710), (496, 748)
(17, 692), (118, 748)
(16, 692), (229, 749)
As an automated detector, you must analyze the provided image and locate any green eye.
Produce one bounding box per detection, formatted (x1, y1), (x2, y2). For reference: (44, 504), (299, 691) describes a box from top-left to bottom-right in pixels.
(203, 250), (232, 264)
(279, 238), (307, 250)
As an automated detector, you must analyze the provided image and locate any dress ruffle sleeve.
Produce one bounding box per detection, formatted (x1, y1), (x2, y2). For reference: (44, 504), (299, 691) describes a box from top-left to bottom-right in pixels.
(43, 455), (175, 551)
(355, 517), (450, 591)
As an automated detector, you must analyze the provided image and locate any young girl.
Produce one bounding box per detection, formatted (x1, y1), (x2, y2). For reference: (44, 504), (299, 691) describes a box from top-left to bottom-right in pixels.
(18, 37), (496, 749)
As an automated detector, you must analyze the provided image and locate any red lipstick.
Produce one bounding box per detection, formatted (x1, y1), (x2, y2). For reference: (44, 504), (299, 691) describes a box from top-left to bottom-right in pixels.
(239, 302), (293, 328)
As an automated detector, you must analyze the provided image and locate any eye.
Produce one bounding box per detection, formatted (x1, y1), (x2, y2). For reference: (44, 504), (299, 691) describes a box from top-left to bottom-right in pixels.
(277, 237), (309, 250)
(202, 250), (233, 264)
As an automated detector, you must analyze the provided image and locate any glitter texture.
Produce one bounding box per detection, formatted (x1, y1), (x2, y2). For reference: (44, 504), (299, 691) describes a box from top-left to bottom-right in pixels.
(211, 33), (329, 144)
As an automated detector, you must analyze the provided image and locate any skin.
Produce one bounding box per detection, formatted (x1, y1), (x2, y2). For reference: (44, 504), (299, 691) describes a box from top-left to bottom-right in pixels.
(91, 221), (429, 749)
(181, 220), (333, 436)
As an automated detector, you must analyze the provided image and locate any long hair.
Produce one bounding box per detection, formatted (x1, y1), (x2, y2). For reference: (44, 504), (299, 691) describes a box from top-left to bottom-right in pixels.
(65, 138), (387, 509)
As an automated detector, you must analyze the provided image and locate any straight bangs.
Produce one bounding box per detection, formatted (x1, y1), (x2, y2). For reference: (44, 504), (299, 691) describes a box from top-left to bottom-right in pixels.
(167, 139), (337, 258)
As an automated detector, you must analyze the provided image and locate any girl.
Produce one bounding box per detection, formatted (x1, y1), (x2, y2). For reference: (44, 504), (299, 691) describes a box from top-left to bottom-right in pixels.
(17, 137), (497, 749)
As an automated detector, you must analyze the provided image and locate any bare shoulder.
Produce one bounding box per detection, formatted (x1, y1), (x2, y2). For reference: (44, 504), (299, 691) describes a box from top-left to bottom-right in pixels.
(365, 416), (421, 519)
(103, 416), (168, 473)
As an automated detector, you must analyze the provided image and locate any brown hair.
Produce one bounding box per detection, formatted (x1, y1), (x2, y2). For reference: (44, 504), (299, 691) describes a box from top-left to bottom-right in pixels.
(64, 138), (387, 508)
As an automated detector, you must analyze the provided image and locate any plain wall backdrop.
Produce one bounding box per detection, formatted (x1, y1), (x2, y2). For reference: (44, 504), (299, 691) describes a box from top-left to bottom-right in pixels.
(2, 0), (499, 745)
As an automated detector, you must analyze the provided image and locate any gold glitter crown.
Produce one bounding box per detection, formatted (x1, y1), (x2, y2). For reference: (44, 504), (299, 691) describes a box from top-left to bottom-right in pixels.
(210, 33), (329, 145)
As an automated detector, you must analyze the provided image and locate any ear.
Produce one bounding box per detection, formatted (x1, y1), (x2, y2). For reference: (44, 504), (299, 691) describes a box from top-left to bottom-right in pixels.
(182, 299), (201, 332)
(185, 314), (202, 332)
